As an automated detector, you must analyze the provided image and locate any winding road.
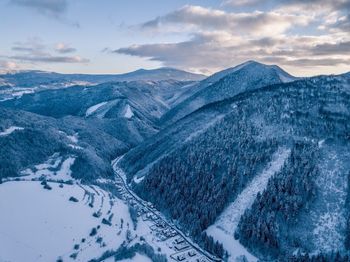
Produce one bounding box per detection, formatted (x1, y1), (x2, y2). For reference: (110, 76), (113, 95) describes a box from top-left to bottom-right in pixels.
(112, 155), (221, 262)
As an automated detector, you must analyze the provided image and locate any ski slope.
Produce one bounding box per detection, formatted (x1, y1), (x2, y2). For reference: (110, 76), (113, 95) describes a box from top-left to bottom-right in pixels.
(207, 147), (291, 261)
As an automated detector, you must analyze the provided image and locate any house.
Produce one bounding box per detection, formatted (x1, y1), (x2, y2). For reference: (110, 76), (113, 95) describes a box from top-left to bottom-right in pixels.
(175, 242), (189, 251)
(175, 237), (185, 244)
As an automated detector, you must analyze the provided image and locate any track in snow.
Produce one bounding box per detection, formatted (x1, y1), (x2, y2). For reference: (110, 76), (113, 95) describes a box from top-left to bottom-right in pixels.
(207, 147), (291, 262)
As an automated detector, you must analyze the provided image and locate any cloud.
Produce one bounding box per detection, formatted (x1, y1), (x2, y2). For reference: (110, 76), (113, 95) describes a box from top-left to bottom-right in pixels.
(6, 38), (89, 65)
(224, 0), (350, 11)
(0, 60), (21, 73)
(222, 0), (263, 7)
(311, 41), (350, 56)
(115, 30), (350, 74)
(10, 0), (79, 27)
(223, 0), (349, 33)
(11, 0), (68, 17)
(9, 55), (89, 63)
(263, 56), (350, 67)
(12, 38), (46, 55)
(141, 5), (312, 36)
(113, 2), (349, 75)
(55, 43), (76, 54)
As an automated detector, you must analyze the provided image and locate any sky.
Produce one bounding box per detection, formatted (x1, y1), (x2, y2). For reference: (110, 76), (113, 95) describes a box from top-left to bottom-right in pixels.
(0, 0), (349, 76)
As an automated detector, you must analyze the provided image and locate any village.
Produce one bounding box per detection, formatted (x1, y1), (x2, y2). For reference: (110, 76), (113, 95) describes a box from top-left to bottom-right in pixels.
(113, 173), (216, 262)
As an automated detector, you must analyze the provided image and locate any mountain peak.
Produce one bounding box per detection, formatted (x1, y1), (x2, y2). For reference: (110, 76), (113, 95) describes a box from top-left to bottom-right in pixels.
(205, 61), (295, 85)
(234, 60), (277, 70)
(230, 60), (296, 83)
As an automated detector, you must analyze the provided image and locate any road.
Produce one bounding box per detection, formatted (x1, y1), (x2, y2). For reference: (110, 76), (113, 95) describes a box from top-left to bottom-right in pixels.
(112, 155), (222, 262)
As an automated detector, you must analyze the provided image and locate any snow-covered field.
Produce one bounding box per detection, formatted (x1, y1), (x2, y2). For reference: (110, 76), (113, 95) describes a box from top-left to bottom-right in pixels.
(20, 153), (76, 181)
(206, 147), (291, 262)
(0, 178), (179, 262)
(104, 253), (152, 262)
(1, 155), (207, 262)
(0, 181), (132, 262)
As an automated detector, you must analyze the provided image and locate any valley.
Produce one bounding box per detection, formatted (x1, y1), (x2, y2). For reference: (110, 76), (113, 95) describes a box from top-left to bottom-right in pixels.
(0, 61), (349, 262)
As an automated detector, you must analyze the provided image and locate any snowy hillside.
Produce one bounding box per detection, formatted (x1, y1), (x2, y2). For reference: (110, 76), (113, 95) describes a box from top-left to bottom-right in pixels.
(1, 63), (350, 262)
(206, 148), (290, 262)
(121, 73), (350, 260)
(160, 61), (297, 126)
(1, 80), (201, 146)
(0, 107), (127, 182)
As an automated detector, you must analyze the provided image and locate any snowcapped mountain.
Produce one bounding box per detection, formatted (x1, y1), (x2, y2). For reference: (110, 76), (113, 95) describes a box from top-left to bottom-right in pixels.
(160, 61), (297, 126)
(1, 80), (197, 146)
(0, 67), (205, 88)
(120, 73), (350, 261)
(1, 62), (350, 262)
(0, 68), (204, 102)
(109, 67), (206, 82)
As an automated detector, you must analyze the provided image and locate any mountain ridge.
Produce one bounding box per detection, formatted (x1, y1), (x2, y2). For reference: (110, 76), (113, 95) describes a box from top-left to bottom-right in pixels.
(160, 60), (298, 126)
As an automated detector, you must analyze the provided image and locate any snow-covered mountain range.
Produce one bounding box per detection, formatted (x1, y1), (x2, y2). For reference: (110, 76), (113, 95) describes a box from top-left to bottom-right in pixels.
(0, 62), (349, 262)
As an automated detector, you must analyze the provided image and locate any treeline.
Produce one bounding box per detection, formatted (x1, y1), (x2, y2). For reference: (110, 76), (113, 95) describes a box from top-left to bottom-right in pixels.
(236, 143), (318, 257)
(90, 242), (167, 262)
(134, 113), (278, 257)
(0, 128), (67, 180)
(200, 232), (226, 259)
(123, 75), (350, 259)
(284, 251), (349, 262)
(344, 171), (350, 250)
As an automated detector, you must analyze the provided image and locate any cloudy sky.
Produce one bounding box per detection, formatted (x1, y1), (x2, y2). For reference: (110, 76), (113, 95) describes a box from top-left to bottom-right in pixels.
(0, 0), (349, 76)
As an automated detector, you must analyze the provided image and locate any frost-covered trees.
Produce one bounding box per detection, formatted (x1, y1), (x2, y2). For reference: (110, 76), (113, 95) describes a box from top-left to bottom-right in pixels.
(134, 112), (278, 255)
(236, 143), (318, 257)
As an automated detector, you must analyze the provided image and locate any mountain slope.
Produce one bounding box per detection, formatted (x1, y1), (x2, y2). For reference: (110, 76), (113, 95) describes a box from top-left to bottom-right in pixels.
(1, 80), (194, 146)
(160, 61), (297, 126)
(0, 107), (127, 182)
(119, 73), (350, 260)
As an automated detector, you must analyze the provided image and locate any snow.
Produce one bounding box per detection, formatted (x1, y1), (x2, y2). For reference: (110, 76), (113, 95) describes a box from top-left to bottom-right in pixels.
(206, 147), (291, 262)
(318, 139), (326, 148)
(0, 126), (24, 136)
(1, 155), (218, 262)
(67, 133), (79, 143)
(20, 154), (76, 182)
(119, 253), (153, 262)
(133, 175), (145, 184)
(68, 144), (83, 150)
(185, 113), (225, 143)
(124, 104), (134, 119)
(35, 153), (62, 170)
(0, 78), (12, 86)
(55, 157), (76, 180)
(112, 156), (218, 262)
(306, 146), (350, 254)
(206, 61), (254, 84)
(0, 181), (133, 262)
(85, 102), (108, 117)
(277, 71), (296, 83)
